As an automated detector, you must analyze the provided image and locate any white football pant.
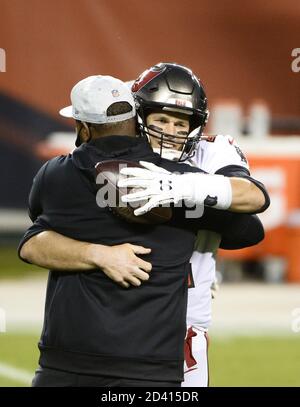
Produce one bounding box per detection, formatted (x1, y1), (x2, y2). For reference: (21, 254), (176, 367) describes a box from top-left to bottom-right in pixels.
(182, 326), (209, 387)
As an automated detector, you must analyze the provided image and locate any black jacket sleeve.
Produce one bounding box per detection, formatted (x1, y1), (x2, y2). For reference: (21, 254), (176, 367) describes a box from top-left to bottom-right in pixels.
(175, 204), (265, 250)
(17, 217), (52, 262)
(219, 213), (264, 249)
(18, 161), (51, 262)
(202, 209), (265, 250)
(198, 164), (267, 248)
(28, 161), (50, 221)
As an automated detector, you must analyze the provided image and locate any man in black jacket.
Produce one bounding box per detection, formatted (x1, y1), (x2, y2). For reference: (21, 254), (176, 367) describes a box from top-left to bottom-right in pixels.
(19, 75), (265, 387)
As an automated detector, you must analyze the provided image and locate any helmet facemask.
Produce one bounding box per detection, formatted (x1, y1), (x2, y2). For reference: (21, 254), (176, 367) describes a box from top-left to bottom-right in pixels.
(136, 99), (207, 162)
(132, 62), (209, 162)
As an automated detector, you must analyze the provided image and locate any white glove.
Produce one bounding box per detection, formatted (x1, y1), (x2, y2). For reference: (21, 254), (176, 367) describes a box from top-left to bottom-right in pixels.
(117, 161), (232, 216)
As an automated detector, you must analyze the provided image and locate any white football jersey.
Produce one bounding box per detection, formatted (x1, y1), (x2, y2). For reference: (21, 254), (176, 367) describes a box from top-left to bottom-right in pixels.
(186, 135), (249, 330)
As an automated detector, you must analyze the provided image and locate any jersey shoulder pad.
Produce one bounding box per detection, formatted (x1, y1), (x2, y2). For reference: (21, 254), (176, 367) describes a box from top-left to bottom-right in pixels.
(193, 134), (249, 172)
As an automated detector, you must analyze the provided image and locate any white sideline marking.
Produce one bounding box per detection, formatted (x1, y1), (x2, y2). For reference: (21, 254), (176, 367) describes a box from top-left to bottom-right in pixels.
(0, 362), (33, 384)
(0, 308), (6, 332)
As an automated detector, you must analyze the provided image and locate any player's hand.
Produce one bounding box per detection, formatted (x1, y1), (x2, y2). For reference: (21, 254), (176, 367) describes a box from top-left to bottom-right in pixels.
(89, 243), (152, 288)
(119, 160), (232, 215)
(118, 161), (187, 216)
(118, 161), (205, 216)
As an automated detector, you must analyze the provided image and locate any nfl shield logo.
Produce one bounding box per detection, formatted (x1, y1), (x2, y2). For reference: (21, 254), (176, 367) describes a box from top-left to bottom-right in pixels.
(112, 89), (120, 97)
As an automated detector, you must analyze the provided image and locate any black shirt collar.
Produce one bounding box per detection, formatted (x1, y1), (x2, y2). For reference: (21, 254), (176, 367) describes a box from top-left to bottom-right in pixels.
(88, 135), (152, 157)
(71, 135), (153, 173)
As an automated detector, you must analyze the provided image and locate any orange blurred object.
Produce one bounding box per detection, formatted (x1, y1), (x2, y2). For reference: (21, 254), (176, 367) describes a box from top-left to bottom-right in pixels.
(219, 137), (300, 282)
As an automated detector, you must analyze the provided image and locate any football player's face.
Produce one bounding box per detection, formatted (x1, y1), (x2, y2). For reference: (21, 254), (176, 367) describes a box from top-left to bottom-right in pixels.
(146, 112), (190, 151)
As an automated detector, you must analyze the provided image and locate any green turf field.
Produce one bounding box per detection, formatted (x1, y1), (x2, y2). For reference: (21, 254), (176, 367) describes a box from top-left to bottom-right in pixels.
(0, 333), (299, 387)
(1, 248), (299, 387)
(0, 247), (43, 280)
(209, 336), (300, 386)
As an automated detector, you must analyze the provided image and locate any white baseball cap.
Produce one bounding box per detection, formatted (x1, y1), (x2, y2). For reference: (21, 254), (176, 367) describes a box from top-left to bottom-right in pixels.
(59, 75), (136, 124)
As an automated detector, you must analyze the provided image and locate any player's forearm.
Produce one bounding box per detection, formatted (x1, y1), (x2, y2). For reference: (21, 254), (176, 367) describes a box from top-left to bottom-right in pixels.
(229, 177), (266, 213)
(187, 173), (266, 213)
(119, 163), (268, 216)
(20, 231), (105, 271)
(183, 173), (266, 213)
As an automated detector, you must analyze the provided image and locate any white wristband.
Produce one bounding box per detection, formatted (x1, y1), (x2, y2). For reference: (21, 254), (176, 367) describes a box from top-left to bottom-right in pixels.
(183, 173), (232, 210)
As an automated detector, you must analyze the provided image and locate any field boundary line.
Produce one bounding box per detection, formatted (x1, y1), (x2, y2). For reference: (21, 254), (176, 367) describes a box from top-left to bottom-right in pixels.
(0, 362), (32, 384)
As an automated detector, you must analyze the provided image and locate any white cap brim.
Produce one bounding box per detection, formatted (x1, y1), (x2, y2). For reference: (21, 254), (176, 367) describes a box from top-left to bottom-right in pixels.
(59, 106), (73, 118)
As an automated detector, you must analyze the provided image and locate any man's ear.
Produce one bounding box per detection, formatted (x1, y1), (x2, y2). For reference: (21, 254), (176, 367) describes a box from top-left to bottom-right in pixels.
(76, 121), (91, 144)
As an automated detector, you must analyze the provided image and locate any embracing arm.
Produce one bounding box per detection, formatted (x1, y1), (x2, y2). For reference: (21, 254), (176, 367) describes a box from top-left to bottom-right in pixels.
(19, 230), (152, 288)
(20, 231), (100, 271)
(20, 158), (152, 288)
(228, 177), (266, 213)
(118, 161), (270, 216)
(215, 164), (270, 214)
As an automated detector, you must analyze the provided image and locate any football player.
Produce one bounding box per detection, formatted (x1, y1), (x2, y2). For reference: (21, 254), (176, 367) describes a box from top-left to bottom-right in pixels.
(120, 62), (269, 386)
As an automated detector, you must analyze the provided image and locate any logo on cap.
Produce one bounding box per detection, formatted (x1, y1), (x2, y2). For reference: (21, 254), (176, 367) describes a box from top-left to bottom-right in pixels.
(175, 99), (187, 107)
(112, 89), (120, 97)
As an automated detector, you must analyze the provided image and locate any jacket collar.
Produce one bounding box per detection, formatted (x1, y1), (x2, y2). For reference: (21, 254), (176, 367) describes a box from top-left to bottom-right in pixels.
(71, 135), (153, 174)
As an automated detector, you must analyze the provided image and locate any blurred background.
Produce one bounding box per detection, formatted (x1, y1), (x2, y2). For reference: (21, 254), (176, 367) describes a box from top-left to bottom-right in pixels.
(0, 0), (300, 387)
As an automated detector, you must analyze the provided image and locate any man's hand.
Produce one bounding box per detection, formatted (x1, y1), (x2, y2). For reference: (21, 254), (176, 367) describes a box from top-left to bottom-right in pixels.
(88, 243), (152, 288)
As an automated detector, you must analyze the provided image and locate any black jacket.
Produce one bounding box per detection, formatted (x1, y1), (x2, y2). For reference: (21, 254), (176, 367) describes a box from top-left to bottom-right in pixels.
(18, 136), (266, 381)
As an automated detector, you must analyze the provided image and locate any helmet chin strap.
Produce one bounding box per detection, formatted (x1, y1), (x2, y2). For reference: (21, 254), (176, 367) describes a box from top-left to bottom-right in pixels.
(188, 126), (201, 140)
